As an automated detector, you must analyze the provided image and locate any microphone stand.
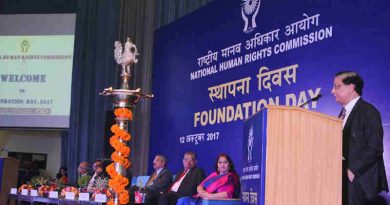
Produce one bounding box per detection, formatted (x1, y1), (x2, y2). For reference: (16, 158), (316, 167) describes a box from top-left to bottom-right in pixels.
(298, 94), (322, 108)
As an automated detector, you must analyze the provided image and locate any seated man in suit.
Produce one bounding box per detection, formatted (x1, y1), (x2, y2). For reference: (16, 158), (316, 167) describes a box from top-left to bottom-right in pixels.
(87, 159), (108, 193)
(77, 161), (92, 190)
(159, 151), (206, 205)
(129, 154), (172, 205)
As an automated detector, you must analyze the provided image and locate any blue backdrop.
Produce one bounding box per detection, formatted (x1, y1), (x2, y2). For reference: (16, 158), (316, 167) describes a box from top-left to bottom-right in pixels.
(151, 0), (390, 197)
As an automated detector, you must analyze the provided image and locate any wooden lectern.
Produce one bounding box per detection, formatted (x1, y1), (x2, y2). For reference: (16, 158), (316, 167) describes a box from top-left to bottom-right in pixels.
(241, 105), (342, 205)
(0, 157), (19, 204)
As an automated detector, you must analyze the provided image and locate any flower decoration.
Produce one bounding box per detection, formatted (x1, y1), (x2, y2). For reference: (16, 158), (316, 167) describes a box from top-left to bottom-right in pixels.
(38, 185), (57, 196)
(114, 108), (133, 120)
(18, 184), (33, 193)
(31, 176), (49, 187)
(91, 177), (109, 200)
(60, 186), (78, 197)
(106, 107), (132, 204)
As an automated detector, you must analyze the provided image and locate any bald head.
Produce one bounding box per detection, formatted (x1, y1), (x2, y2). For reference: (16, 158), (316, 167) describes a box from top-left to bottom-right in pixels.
(78, 161), (89, 174)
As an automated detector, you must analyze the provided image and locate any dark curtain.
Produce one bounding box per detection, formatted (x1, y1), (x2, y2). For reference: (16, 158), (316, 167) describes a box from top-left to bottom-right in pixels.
(65, 0), (120, 182)
(114, 0), (215, 176)
(116, 0), (155, 176)
(60, 130), (68, 167)
(154, 0), (215, 29)
(102, 0), (217, 176)
(57, 0), (217, 180)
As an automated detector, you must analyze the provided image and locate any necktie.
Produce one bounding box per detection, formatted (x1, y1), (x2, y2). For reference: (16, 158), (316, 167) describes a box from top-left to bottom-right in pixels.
(146, 172), (157, 186)
(169, 169), (188, 192)
(338, 107), (346, 120)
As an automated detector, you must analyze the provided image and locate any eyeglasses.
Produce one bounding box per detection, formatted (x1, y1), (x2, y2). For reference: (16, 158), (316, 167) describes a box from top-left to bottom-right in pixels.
(78, 167), (87, 170)
(183, 157), (194, 162)
(333, 83), (345, 89)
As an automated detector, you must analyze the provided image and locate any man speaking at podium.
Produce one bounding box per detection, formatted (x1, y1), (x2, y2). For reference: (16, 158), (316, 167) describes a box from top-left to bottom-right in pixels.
(332, 71), (388, 205)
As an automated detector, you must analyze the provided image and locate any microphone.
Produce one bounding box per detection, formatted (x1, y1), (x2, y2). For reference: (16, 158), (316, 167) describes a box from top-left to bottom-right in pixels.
(298, 94), (322, 108)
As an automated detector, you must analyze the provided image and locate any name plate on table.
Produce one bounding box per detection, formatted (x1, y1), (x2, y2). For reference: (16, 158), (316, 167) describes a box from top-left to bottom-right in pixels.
(10, 188), (17, 194)
(94, 194), (107, 202)
(65, 192), (76, 200)
(30, 190), (38, 196)
(79, 193), (90, 201)
(21, 189), (28, 195)
(49, 191), (58, 198)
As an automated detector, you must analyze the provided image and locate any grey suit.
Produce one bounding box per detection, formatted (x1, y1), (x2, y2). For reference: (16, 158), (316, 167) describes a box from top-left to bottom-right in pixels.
(343, 98), (388, 205)
(146, 167), (173, 193)
(129, 167), (173, 205)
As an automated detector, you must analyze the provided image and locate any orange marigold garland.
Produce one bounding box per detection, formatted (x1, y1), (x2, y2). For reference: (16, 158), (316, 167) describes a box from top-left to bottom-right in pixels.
(105, 107), (133, 204)
(114, 108), (133, 120)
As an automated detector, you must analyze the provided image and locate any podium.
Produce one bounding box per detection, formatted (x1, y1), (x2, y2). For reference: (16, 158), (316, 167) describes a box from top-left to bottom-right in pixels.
(241, 105), (342, 205)
(0, 157), (19, 204)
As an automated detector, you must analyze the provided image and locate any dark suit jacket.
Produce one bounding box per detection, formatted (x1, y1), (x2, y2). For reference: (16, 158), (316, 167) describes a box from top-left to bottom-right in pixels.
(146, 167), (173, 193)
(343, 98), (389, 198)
(174, 167), (205, 197)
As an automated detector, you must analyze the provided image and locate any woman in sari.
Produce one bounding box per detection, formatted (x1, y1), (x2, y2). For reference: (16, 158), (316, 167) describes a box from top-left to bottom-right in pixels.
(177, 153), (240, 205)
(56, 166), (68, 184)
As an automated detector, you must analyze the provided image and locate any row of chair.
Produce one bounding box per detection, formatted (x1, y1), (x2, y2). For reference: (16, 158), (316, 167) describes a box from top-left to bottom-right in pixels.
(131, 175), (150, 187)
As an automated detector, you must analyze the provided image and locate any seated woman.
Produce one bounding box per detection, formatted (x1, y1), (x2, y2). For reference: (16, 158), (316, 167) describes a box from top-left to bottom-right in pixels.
(56, 166), (68, 185)
(177, 153), (240, 205)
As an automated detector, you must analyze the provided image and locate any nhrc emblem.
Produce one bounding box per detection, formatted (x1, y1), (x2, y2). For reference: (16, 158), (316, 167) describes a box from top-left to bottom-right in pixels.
(241, 0), (261, 33)
(20, 40), (30, 53)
